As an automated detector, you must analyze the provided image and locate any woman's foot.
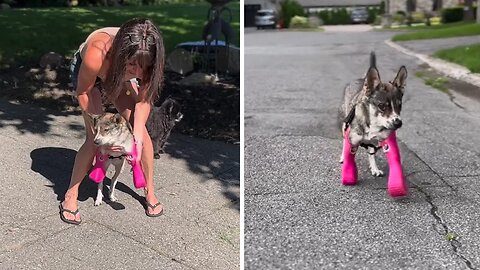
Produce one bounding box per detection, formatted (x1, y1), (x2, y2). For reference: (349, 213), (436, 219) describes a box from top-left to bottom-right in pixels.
(145, 193), (164, 217)
(60, 196), (81, 225)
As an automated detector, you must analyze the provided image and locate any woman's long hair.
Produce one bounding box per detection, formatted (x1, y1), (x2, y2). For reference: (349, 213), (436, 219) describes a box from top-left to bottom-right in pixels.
(104, 18), (165, 103)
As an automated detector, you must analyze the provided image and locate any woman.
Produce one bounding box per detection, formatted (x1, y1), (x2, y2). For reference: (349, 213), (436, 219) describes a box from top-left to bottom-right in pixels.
(60, 18), (165, 225)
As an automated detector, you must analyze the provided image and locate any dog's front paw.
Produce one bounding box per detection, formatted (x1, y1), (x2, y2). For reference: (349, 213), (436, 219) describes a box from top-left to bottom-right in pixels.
(109, 194), (118, 202)
(94, 196), (103, 206)
(370, 168), (384, 177)
(154, 153), (160, 159)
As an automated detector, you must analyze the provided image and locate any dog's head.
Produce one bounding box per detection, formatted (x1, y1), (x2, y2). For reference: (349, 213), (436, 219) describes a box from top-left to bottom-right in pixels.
(160, 98), (183, 123)
(90, 113), (132, 146)
(363, 66), (407, 130)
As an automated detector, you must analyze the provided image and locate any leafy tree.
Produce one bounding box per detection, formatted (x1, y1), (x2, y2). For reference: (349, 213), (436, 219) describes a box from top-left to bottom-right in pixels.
(281, 0), (305, 28)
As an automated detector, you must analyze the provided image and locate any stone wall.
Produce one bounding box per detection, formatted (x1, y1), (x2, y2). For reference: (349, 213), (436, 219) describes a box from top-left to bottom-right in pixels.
(390, 0), (460, 15)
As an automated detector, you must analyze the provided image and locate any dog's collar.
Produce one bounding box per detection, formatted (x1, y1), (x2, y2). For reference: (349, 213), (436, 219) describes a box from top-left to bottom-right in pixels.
(109, 154), (127, 160)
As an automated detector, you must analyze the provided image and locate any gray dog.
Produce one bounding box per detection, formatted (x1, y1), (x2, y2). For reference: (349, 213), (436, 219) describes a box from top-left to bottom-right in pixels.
(146, 98), (183, 159)
(338, 52), (407, 177)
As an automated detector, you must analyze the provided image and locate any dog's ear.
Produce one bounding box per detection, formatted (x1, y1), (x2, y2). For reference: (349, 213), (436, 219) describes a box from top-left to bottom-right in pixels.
(365, 67), (381, 96)
(114, 113), (124, 125)
(166, 100), (175, 115)
(86, 113), (101, 127)
(393, 66), (407, 92)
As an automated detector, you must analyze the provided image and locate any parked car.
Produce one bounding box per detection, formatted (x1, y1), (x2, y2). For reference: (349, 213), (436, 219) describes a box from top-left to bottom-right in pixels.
(351, 7), (369, 24)
(255, 9), (276, 29)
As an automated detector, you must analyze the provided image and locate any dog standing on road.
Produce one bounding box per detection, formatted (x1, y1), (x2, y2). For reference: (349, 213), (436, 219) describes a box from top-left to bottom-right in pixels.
(338, 52), (408, 197)
(146, 98), (183, 159)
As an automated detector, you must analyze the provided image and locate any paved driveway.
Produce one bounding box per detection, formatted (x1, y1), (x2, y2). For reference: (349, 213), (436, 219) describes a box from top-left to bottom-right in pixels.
(245, 28), (480, 269)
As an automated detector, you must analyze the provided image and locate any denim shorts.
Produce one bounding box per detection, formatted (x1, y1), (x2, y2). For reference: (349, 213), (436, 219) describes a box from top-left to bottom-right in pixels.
(69, 49), (82, 90)
(69, 49), (105, 96)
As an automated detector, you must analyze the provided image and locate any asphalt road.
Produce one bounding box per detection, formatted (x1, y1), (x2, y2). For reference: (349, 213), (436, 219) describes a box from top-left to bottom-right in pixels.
(0, 99), (240, 269)
(245, 28), (480, 269)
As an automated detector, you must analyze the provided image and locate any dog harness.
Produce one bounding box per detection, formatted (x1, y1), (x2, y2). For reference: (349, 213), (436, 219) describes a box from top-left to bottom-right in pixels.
(109, 154), (127, 160)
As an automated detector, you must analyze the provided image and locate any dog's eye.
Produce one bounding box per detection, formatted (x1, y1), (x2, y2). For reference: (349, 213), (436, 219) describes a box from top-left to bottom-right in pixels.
(378, 103), (387, 111)
(103, 128), (109, 132)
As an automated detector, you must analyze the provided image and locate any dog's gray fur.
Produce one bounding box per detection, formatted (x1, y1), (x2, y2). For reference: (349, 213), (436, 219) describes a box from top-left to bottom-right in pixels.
(338, 52), (408, 176)
(146, 98), (183, 159)
(90, 112), (134, 206)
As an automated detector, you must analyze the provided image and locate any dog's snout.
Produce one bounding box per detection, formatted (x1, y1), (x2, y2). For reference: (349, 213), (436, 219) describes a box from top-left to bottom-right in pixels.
(93, 139), (101, 145)
(393, 118), (402, 129)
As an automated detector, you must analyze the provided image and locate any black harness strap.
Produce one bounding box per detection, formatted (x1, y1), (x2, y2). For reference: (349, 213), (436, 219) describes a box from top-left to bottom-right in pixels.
(343, 106), (356, 131)
(360, 143), (381, 154)
(109, 154), (127, 160)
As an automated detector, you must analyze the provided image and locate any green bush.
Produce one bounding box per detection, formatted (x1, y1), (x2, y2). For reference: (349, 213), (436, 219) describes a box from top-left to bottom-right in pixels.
(441, 6), (464, 23)
(317, 8), (350, 25)
(392, 13), (405, 24)
(411, 11), (425, 23)
(333, 8), (350, 24)
(0, 0), (16, 5)
(430, 16), (441, 25)
(281, 0), (305, 28)
(317, 7), (381, 25)
(367, 7), (381, 23)
(318, 10), (330, 25)
(289, 15), (309, 28)
(373, 15), (382, 25)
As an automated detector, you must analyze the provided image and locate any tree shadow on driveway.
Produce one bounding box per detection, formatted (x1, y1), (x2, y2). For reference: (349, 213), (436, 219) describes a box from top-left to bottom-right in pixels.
(163, 134), (240, 211)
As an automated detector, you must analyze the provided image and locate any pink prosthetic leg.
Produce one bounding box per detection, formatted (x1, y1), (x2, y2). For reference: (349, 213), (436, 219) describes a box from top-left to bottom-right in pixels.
(341, 128), (358, 185)
(381, 131), (408, 197)
(89, 152), (108, 183)
(127, 142), (146, 189)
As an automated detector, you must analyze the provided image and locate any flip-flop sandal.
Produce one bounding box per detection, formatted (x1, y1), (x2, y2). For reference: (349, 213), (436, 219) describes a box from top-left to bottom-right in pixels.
(59, 204), (82, 225)
(145, 201), (164, 217)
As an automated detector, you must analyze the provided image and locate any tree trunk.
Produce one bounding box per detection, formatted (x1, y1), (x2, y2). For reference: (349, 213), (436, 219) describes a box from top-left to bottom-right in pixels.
(477, 0), (480, 23)
(464, 0), (475, 21)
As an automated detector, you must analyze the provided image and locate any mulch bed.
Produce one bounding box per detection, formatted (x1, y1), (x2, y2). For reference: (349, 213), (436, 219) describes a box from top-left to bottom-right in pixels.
(158, 72), (240, 144)
(0, 64), (240, 144)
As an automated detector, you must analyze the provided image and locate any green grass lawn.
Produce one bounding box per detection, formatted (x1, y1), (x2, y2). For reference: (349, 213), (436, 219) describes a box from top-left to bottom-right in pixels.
(434, 44), (480, 73)
(392, 22), (480, 41)
(0, 2), (240, 67)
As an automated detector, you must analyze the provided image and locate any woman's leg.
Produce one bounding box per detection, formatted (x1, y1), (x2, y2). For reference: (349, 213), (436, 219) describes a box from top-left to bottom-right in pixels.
(114, 92), (163, 216)
(61, 89), (103, 223)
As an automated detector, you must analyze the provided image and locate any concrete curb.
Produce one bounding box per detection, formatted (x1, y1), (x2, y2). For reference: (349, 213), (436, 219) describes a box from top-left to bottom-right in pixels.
(385, 39), (480, 87)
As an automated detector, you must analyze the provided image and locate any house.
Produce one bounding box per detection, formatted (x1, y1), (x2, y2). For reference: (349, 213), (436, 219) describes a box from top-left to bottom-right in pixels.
(295, 0), (461, 15)
(389, 0), (460, 15)
(295, 0), (382, 13)
(244, 0), (463, 27)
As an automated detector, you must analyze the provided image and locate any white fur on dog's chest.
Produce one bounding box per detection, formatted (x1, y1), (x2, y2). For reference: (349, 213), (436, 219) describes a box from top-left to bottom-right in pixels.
(350, 127), (391, 146)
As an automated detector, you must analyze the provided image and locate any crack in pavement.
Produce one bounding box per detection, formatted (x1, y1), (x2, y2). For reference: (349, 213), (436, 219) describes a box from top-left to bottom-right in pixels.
(400, 139), (476, 269)
(91, 220), (198, 269)
(0, 225), (73, 254)
(401, 139), (457, 192)
(411, 183), (476, 270)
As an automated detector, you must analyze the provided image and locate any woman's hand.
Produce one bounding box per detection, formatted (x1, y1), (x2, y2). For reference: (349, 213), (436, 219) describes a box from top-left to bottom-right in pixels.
(101, 145), (125, 153)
